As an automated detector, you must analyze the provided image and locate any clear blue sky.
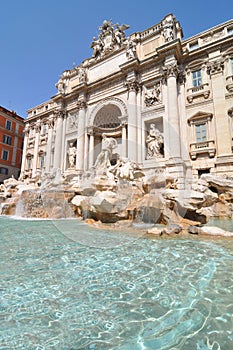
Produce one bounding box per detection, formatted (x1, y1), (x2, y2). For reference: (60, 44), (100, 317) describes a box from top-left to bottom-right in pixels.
(0, 0), (232, 118)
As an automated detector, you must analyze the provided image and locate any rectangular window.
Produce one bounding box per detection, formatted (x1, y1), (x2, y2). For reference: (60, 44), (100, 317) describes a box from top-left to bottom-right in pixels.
(3, 135), (12, 145)
(189, 41), (199, 51)
(0, 167), (8, 175)
(195, 123), (207, 142)
(227, 27), (233, 35)
(2, 150), (9, 161)
(39, 154), (45, 168)
(27, 158), (32, 169)
(192, 69), (202, 87)
(5, 120), (12, 130)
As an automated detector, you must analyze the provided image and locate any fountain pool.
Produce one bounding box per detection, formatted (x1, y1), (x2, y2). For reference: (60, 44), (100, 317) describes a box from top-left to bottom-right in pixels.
(1, 216), (233, 349)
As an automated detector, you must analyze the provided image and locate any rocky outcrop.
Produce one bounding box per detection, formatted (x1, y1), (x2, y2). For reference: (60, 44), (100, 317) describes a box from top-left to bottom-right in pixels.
(1, 165), (233, 235)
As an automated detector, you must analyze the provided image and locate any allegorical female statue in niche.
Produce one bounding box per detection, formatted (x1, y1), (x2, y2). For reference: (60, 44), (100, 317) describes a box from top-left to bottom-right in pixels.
(68, 142), (76, 168)
(146, 124), (164, 159)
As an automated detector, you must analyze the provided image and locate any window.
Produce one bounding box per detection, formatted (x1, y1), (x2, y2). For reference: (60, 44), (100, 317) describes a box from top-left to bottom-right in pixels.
(3, 135), (12, 145)
(2, 150), (9, 161)
(0, 167), (8, 175)
(198, 169), (210, 177)
(227, 27), (233, 35)
(189, 41), (199, 51)
(39, 154), (45, 168)
(195, 123), (207, 142)
(41, 124), (47, 135)
(192, 69), (202, 87)
(5, 120), (12, 130)
(27, 157), (32, 169)
(231, 58), (233, 74)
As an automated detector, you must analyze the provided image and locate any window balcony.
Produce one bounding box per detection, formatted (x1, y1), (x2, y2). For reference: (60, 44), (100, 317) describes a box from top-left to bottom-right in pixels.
(226, 75), (233, 93)
(190, 140), (216, 160)
(40, 134), (48, 144)
(28, 137), (35, 147)
(187, 83), (210, 103)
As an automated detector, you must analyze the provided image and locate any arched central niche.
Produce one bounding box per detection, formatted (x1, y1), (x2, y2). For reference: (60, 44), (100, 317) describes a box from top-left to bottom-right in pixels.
(94, 104), (121, 129)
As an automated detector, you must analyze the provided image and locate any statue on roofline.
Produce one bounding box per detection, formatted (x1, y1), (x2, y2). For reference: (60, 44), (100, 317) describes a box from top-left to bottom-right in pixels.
(90, 20), (130, 59)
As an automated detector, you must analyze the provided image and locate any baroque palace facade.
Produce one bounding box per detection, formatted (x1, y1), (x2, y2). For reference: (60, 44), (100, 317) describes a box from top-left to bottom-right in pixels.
(20, 14), (233, 186)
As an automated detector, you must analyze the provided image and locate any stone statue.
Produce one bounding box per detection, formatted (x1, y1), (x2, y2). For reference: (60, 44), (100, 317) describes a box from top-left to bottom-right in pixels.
(94, 134), (117, 170)
(126, 39), (137, 59)
(90, 20), (130, 59)
(162, 17), (174, 42)
(144, 84), (161, 106)
(146, 124), (164, 159)
(68, 143), (76, 168)
(110, 157), (142, 181)
(56, 77), (65, 94)
(115, 23), (129, 45)
(91, 37), (103, 58)
(78, 67), (87, 84)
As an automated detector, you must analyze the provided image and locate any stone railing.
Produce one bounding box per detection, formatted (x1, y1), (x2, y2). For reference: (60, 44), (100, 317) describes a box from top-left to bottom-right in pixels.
(190, 140), (216, 160)
(187, 83), (210, 103)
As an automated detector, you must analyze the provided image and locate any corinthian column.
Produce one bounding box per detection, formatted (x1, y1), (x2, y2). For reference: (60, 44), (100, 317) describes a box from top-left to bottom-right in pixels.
(125, 79), (140, 162)
(88, 128), (95, 168)
(163, 60), (181, 159)
(53, 110), (64, 170)
(20, 123), (30, 178)
(45, 116), (54, 173)
(32, 120), (41, 177)
(76, 99), (87, 171)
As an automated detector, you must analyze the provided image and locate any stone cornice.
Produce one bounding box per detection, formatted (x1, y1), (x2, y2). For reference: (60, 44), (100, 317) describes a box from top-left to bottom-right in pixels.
(156, 39), (183, 60)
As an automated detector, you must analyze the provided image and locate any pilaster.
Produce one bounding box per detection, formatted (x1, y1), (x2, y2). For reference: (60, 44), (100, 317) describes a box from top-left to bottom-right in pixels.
(32, 120), (41, 177)
(53, 110), (64, 170)
(20, 123), (30, 178)
(208, 58), (231, 156)
(45, 117), (54, 173)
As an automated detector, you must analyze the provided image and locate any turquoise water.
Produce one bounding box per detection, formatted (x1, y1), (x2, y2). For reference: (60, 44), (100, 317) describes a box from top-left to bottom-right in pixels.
(1, 216), (233, 349)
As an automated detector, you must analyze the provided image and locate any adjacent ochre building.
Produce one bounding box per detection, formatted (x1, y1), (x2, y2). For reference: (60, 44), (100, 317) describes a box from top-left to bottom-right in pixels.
(20, 14), (233, 187)
(0, 106), (24, 183)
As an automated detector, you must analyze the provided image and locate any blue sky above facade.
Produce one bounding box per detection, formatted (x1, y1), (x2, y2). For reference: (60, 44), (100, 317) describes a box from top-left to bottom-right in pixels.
(0, 0), (232, 118)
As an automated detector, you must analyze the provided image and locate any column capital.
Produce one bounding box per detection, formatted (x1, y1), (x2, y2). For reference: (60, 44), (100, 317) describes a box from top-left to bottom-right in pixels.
(54, 109), (65, 119)
(119, 115), (128, 126)
(87, 126), (94, 136)
(207, 59), (225, 75)
(163, 62), (179, 80)
(48, 116), (55, 129)
(35, 120), (41, 133)
(23, 124), (30, 136)
(77, 99), (87, 110)
(125, 80), (141, 92)
(177, 68), (186, 84)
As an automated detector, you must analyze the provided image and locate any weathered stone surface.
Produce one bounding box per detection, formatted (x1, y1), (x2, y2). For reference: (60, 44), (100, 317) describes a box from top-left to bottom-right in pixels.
(161, 224), (182, 235)
(187, 225), (200, 234)
(71, 195), (88, 207)
(147, 227), (162, 235)
(199, 226), (233, 237)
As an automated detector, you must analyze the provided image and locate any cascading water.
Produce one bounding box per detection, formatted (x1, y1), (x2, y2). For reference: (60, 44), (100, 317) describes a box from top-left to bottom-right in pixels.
(14, 189), (75, 218)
